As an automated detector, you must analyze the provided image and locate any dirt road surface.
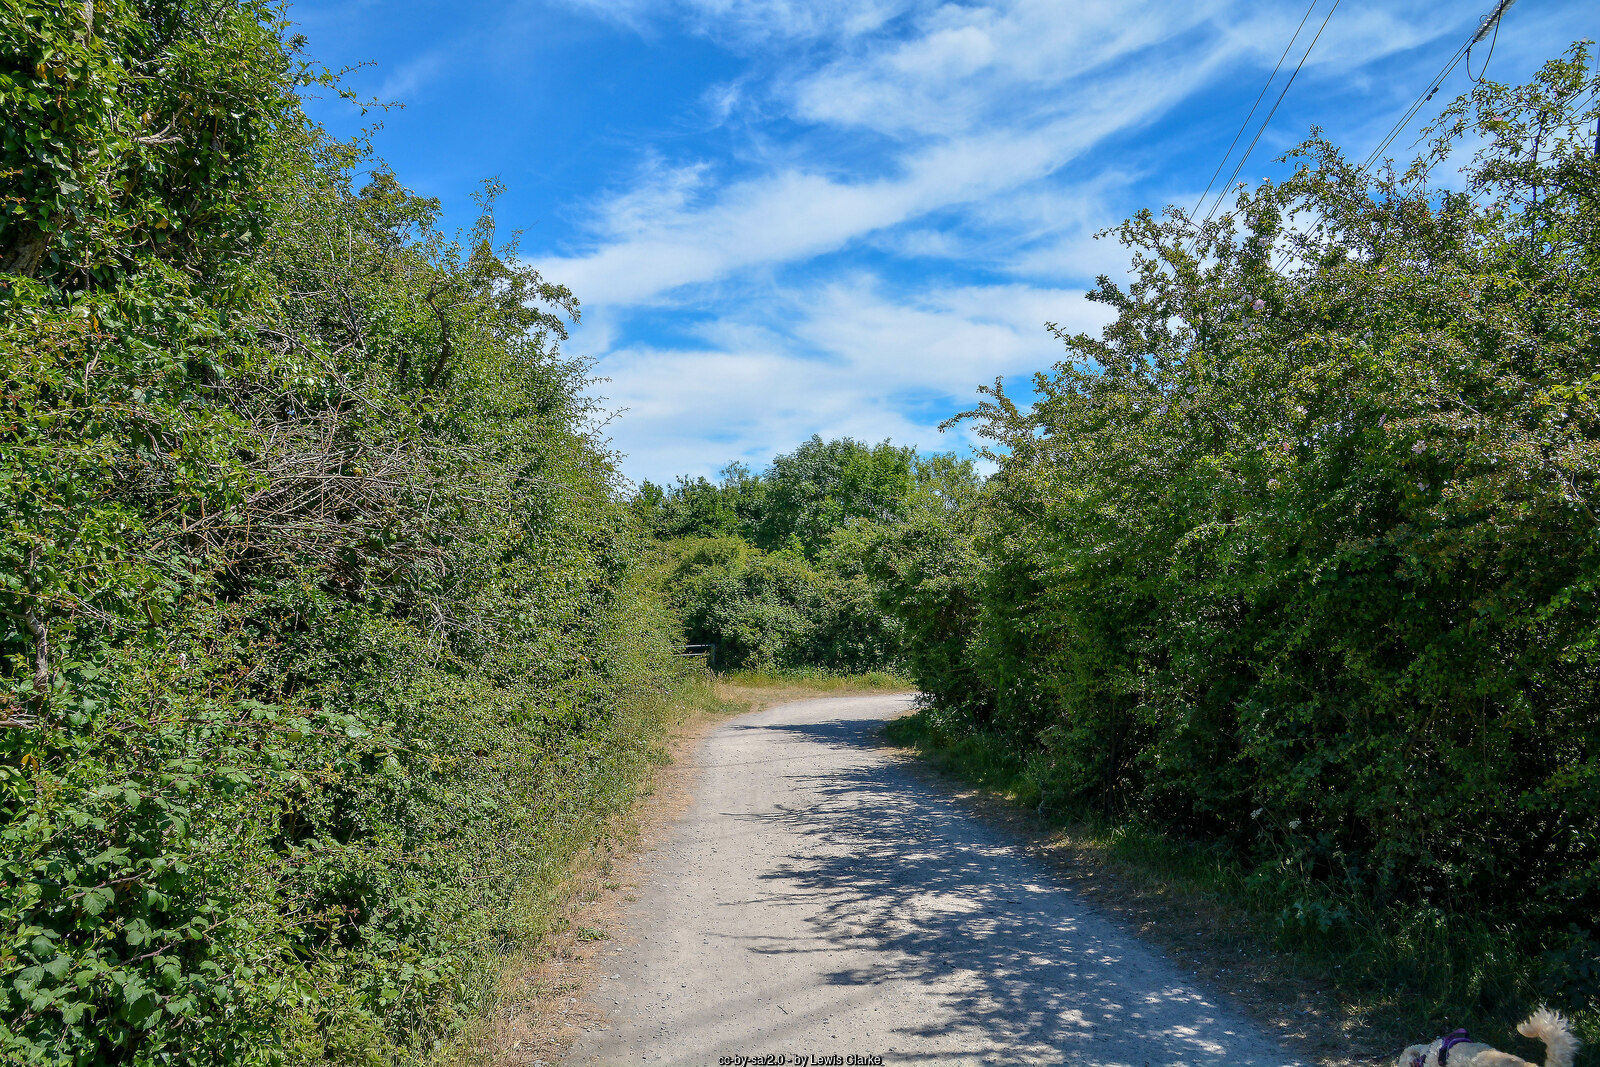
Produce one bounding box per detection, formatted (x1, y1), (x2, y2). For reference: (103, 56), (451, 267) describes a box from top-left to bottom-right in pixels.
(563, 694), (1304, 1066)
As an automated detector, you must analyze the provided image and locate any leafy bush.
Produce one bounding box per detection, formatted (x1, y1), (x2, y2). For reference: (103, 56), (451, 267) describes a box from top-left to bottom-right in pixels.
(631, 465), (764, 543)
(1, 3), (681, 1062)
(862, 487), (991, 723)
(887, 48), (1600, 1019)
(752, 436), (915, 554)
(640, 442), (983, 675)
(635, 435), (919, 555)
(665, 537), (899, 673)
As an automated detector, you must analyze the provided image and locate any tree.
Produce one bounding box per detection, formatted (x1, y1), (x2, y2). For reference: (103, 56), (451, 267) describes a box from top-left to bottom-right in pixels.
(755, 435), (915, 555)
(919, 45), (1600, 1014)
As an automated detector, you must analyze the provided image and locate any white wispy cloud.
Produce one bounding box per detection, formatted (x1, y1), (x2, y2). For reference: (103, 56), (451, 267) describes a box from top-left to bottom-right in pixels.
(540, 44), (1218, 306)
(587, 274), (1113, 481)
(543, 1), (1466, 310)
(374, 48), (447, 104)
(528, 0), (1536, 480)
(790, 0), (1220, 137)
(552, 0), (918, 45)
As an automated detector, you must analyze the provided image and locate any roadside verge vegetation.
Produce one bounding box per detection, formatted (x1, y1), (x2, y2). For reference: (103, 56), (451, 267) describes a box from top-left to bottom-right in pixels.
(1, 3), (687, 1062)
(879, 47), (1599, 1054)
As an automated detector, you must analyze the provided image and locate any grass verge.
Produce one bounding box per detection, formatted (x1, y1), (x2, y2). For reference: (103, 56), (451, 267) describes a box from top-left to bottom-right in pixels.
(885, 709), (1597, 1067)
(714, 668), (914, 709)
(436, 669), (742, 1066)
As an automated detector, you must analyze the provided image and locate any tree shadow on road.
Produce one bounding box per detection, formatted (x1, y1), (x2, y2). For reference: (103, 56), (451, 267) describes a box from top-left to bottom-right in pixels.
(714, 714), (1300, 1066)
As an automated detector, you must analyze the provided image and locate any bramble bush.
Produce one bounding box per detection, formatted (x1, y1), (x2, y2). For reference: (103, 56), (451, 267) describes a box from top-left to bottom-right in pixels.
(1, 2), (682, 1062)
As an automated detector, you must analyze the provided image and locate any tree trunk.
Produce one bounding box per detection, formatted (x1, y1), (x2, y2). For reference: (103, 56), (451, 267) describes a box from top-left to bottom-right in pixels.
(23, 609), (49, 702)
(0, 226), (48, 277)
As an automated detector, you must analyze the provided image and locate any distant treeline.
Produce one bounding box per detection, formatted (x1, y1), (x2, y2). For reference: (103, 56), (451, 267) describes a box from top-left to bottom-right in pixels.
(641, 49), (1600, 1032)
(633, 437), (977, 673)
(2, 2), (682, 1062)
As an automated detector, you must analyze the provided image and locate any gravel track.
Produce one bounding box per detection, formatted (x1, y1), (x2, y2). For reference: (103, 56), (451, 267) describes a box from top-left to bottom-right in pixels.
(563, 694), (1304, 1066)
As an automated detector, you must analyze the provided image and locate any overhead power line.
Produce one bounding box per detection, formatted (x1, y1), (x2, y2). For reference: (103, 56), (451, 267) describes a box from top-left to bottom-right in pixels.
(1188, 0), (1322, 224)
(1260, 0), (1522, 277)
(1187, 0), (1521, 271)
(1197, 0), (1344, 229)
(1465, 0), (1505, 83)
(1184, 0), (1344, 262)
(1356, 0), (1518, 176)
(1471, 0), (1519, 47)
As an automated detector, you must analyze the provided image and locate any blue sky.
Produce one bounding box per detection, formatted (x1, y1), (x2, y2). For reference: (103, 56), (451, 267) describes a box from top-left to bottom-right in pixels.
(293, 0), (1597, 484)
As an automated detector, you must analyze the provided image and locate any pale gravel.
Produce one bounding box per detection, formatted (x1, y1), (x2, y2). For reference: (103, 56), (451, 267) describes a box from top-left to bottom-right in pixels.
(563, 694), (1306, 1067)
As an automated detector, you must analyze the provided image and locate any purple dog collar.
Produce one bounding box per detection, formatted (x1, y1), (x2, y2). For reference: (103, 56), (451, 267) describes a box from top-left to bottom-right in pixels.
(1411, 1029), (1472, 1067)
(1438, 1029), (1473, 1063)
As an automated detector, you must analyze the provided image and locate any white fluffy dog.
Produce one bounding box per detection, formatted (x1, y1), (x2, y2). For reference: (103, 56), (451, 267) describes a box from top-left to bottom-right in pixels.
(1397, 1009), (1580, 1067)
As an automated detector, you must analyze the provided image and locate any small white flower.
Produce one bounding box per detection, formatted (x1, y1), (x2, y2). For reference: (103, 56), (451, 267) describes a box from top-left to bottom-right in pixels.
(1268, 478), (1281, 490)
(1412, 440), (1427, 454)
(1294, 405), (1306, 416)
(1287, 818), (1301, 830)
(1251, 808), (1264, 819)
(1252, 298), (1266, 311)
